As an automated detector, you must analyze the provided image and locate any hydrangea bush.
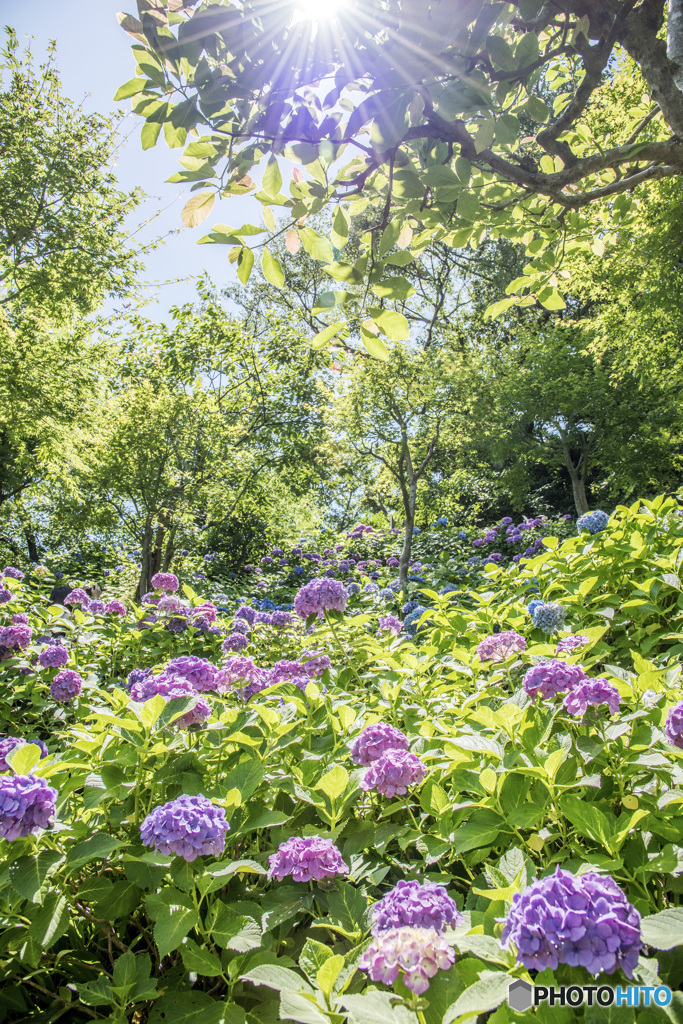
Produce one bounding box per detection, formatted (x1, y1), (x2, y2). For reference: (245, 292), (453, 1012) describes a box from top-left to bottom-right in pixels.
(0, 496), (681, 1021)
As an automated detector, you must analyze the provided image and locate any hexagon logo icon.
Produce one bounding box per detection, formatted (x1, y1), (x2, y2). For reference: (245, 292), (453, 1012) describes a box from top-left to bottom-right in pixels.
(508, 979), (533, 1013)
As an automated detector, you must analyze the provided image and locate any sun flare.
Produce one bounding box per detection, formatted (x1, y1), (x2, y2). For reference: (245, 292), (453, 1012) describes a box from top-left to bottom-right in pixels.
(292, 0), (348, 25)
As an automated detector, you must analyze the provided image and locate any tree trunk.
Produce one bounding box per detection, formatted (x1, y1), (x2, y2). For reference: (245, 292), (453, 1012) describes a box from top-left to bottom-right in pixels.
(398, 478), (417, 593)
(136, 523), (154, 601)
(561, 443), (590, 515)
(669, 0), (683, 92)
(24, 529), (39, 563)
(162, 527), (176, 572)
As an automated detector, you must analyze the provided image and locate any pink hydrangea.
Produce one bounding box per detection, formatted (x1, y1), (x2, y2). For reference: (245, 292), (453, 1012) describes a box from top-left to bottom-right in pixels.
(360, 749), (427, 798)
(268, 836), (348, 882)
(150, 572), (179, 592)
(476, 630), (527, 663)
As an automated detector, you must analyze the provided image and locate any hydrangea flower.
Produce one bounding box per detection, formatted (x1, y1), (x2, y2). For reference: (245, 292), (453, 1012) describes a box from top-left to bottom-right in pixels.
(0, 623), (32, 650)
(294, 578), (348, 618)
(532, 602), (566, 634)
(476, 630), (526, 663)
(664, 701), (683, 748)
(269, 660), (310, 691)
(526, 599), (544, 616)
(164, 656), (219, 693)
(216, 657), (270, 700)
(501, 868), (641, 977)
(38, 644), (69, 669)
(222, 633), (249, 653)
(64, 588), (90, 609)
(88, 600), (106, 615)
(556, 634), (590, 654)
(404, 605), (429, 637)
(0, 774), (57, 840)
(360, 749), (427, 797)
(11, 613), (28, 624)
(377, 615), (402, 637)
(235, 605), (257, 625)
(0, 589), (11, 604)
(271, 610), (292, 627)
(363, 582), (380, 594)
(350, 723), (409, 765)
(105, 599), (126, 616)
(522, 660), (587, 700)
(141, 794), (229, 861)
(268, 836), (348, 882)
(564, 678), (621, 717)
(299, 651), (332, 677)
(0, 737), (48, 771)
(371, 879), (463, 935)
(50, 669), (83, 702)
(577, 510), (610, 535)
(2, 566), (24, 580)
(360, 926), (456, 994)
(150, 572), (179, 592)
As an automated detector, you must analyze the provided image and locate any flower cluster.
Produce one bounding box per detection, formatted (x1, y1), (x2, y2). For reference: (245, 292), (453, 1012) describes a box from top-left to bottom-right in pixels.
(294, 578), (348, 618)
(38, 644), (69, 669)
(664, 702), (683, 748)
(140, 794), (229, 861)
(556, 634), (589, 654)
(216, 657), (269, 700)
(360, 926), (456, 994)
(350, 723), (409, 766)
(531, 602), (566, 634)
(522, 660), (587, 700)
(268, 836), (348, 882)
(150, 572), (179, 592)
(371, 879), (463, 935)
(0, 774), (57, 840)
(50, 669), (83, 702)
(2, 566), (23, 580)
(0, 623), (32, 650)
(476, 630), (526, 663)
(164, 655), (219, 693)
(360, 748), (427, 798)
(501, 868), (641, 977)
(377, 615), (402, 637)
(564, 678), (621, 717)
(577, 510), (610, 535)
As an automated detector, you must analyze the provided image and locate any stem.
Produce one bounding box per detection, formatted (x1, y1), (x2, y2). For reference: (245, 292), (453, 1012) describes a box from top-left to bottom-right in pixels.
(325, 613), (362, 686)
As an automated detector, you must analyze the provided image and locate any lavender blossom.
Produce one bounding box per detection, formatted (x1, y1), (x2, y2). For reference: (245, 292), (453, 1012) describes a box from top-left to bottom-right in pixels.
(350, 723), (409, 766)
(0, 623), (32, 650)
(150, 572), (179, 592)
(360, 926), (456, 994)
(267, 836), (348, 882)
(140, 794), (229, 861)
(38, 645), (69, 669)
(294, 578), (348, 618)
(556, 634), (590, 654)
(360, 749), (427, 798)
(476, 630), (526, 663)
(371, 879), (463, 935)
(564, 677), (621, 717)
(0, 774), (57, 839)
(50, 668), (83, 702)
(522, 660), (587, 700)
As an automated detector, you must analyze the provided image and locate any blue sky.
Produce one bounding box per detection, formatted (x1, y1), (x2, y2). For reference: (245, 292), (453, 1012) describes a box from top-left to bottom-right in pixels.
(4, 0), (256, 320)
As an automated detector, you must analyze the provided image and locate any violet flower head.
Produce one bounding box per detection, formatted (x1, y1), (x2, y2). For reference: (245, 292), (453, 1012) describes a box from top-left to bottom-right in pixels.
(0, 589), (11, 605)
(501, 868), (641, 978)
(557, 634), (590, 655)
(164, 655), (219, 693)
(360, 926), (456, 995)
(270, 660), (310, 691)
(268, 836), (348, 882)
(350, 723), (409, 766)
(0, 623), (32, 650)
(216, 656), (270, 700)
(271, 610), (293, 627)
(476, 630), (526, 664)
(127, 667), (152, 691)
(140, 794), (229, 861)
(377, 615), (402, 637)
(230, 618), (250, 635)
(371, 879), (463, 935)
(360, 748), (427, 798)
(50, 668), (83, 702)
(64, 588), (91, 609)
(564, 677), (621, 718)
(664, 701), (683, 748)
(11, 613), (28, 624)
(105, 599), (126, 616)
(150, 572), (179, 592)
(2, 566), (24, 580)
(523, 660), (587, 700)
(157, 594), (185, 614)
(0, 774), (57, 840)
(222, 633), (249, 654)
(235, 605), (257, 625)
(299, 651), (332, 677)
(38, 644), (69, 669)
(294, 578), (348, 618)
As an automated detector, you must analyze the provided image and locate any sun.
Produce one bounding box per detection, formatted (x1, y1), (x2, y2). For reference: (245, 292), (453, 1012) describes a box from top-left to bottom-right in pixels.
(293, 0), (348, 24)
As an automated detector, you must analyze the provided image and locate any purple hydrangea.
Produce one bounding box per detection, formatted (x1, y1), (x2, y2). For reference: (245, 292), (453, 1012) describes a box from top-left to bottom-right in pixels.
(664, 701), (683, 748)
(269, 660), (310, 691)
(216, 657), (270, 700)
(557, 634), (590, 654)
(0, 738), (48, 771)
(193, 602), (218, 624)
(294, 578), (348, 618)
(299, 651), (332, 677)
(38, 644), (69, 669)
(88, 600), (106, 615)
(141, 794), (229, 861)
(268, 836), (348, 882)
(150, 572), (179, 592)
(164, 656), (219, 693)
(377, 615), (402, 636)
(11, 613), (28, 624)
(0, 623), (32, 650)
(166, 614), (189, 633)
(501, 868), (641, 977)
(360, 749), (427, 798)
(350, 723), (409, 766)
(0, 774), (57, 839)
(371, 879), (463, 935)
(0, 589), (11, 605)
(157, 594), (185, 614)
(153, 679), (211, 728)
(271, 610), (292, 627)
(522, 660), (587, 700)
(235, 605), (257, 625)
(50, 668), (83, 702)
(564, 677), (621, 717)
(105, 599), (126, 616)
(230, 618), (250, 635)
(64, 588), (90, 609)
(360, 926), (456, 994)
(222, 633), (249, 653)
(2, 566), (24, 580)
(476, 631), (527, 663)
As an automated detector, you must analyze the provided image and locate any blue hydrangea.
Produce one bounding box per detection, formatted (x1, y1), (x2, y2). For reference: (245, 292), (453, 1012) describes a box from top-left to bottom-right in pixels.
(404, 605), (429, 636)
(363, 583), (380, 594)
(412, 527), (421, 535)
(467, 556), (481, 566)
(458, 530), (467, 540)
(379, 588), (394, 600)
(438, 585), (458, 597)
(402, 600), (419, 614)
(532, 602), (566, 634)
(526, 599), (545, 615)
(436, 517), (448, 526)
(577, 510), (610, 535)
(293, 566), (305, 576)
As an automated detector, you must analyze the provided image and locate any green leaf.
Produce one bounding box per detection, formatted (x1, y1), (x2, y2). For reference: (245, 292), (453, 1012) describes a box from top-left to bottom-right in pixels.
(115, 77), (149, 100)
(317, 765), (349, 800)
(323, 881), (368, 938)
(300, 938), (335, 983)
(311, 321), (347, 350)
(561, 795), (612, 850)
(370, 276), (415, 301)
(181, 190), (215, 228)
(641, 908), (683, 949)
(141, 121), (162, 150)
(66, 833), (124, 873)
(181, 937), (223, 977)
(279, 991), (330, 1024)
(443, 970), (510, 1023)
(360, 329), (390, 361)
(9, 851), (63, 904)
(29, 892), (70, 949)
(300, 227), (335, 263)
(262, 247), (285, 289)
(537, 285), (566, 311)
(241, 964), (313, 993)
(262, 155), (283, 198)
(379, 220), (402, 257)
(331, 206), (350, 250)
(237, 246), (254, 285)
(7, 743), (43, 774)
(367, 307), (410, 341)
(208, 902), (262, 951)
(147, 889), (199, 959)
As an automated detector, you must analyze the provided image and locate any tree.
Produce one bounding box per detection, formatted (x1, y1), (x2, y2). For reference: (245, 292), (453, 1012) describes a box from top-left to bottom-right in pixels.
(119, 0), (683, 345)
(0, 30), (143, 513)
(332, 343), (474, 588)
